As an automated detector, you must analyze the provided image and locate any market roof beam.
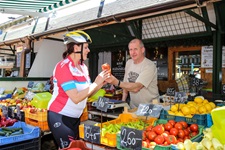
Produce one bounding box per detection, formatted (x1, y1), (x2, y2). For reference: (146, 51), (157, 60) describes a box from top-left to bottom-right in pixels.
(184, 9), (217, 29)
(0, 8), (49, 17)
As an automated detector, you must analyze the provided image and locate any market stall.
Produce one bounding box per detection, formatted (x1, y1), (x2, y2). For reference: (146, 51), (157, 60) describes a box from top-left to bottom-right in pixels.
(0, 81), (225, 150)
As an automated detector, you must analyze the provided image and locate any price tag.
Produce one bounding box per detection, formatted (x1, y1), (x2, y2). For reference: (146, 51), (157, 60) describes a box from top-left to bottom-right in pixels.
(96, 97), (109, 112)
(166, 87), (175, 96)
(0, 88), (5, 94)
(222, 84), (225, 95)
(120, 126), (142, 150)
(16, 105), (21, 120)
(2, 106), (8, 118)
(191, 78), (204, 87)
(174, 92), (187, 103)
(84, 124), (100, 144)
(44, 80), (51, 91)
(24, 91), (35, 100)
(136, 104), (163, 118)
(27, 81), (34, 88)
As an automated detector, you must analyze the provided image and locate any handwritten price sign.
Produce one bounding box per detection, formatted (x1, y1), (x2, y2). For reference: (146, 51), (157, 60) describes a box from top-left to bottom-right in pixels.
(84, 124), (100, 144)
(166, 87), (175, 96)
(136, 104), (163, 118)
(96, 97), (109, 112)
(120, 126), (142, 150)
(174, 92), (187, 103)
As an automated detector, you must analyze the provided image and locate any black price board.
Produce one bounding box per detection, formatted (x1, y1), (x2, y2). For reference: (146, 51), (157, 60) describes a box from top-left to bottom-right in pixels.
(120, 126), (142, 150)
(2, 106), (8, 118)
(27, 81), (34, 89)
(191, 78), (203, 87)
(136, 104), (163, 118)
(16, 105), (22, 120)
(166, 87), (175, 96)
(174, 92), (186, 103)
(84, 124), (100, 144)
(222, 84), (225, 95)
(96, 96), (109, 112)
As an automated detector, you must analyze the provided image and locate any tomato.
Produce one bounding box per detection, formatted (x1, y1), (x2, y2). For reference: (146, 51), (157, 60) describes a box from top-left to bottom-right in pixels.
(101, 63), (111, 71)
(162, 132), (168, 139)
(146, 125), (153, 132)
(163, 141), (169, 146)
(183, 129), (190, 136)
(177, 138), (184, 143)
(154, 135), (165, 145)
(183, 135), (190, 140)
(164, 122), (173, 131)
(163, 131), (170, 135)
(179, 121), (188, 129)
(165, 135), (177, 144)
(187, 127), (191, 132)
(190, 131), (198, 138)
(178, 129), (185, 139)
(174, 123), (183, 130)
(168, 120), (176, 126)
(143, 131), (147, 140)
(169, 128), (178, 136)
(153, 124), (164, 135)
(190, 124), (198, 132)
(147, 131), (157, 141)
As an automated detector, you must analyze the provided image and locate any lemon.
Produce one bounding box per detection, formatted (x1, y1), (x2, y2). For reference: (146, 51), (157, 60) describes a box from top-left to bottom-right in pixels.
(170, 105), (178, 112)
(168, 110), (175, 115)
(203, 99), (209, 104)
(204, 103), (212, 112)
(185, 114), (193, 118)
(209, 102), (216, 109)
(194, 97), (203, 104)
(181, 106), (190, 115)
(187, 101), (195, 106)
(189, 106), (197, 114)
(176, 111), (184, 116)
(198, 106), (207, 114)
(179, 103), (185, 109)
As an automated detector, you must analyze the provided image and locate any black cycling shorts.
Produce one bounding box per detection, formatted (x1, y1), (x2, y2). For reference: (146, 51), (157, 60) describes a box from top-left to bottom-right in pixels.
(47, 110), (80, 149)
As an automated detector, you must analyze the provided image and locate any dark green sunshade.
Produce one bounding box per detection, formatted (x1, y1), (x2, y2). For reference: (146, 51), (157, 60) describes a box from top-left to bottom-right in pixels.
(0, 0), (77, 13)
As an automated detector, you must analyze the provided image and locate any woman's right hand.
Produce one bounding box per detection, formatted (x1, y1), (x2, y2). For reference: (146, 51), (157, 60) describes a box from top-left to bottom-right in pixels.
(94, 70), (110, 85)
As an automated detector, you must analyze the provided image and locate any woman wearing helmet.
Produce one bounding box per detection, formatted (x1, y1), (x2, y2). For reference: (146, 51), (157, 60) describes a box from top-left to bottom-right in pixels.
(47, 30), (109, 149)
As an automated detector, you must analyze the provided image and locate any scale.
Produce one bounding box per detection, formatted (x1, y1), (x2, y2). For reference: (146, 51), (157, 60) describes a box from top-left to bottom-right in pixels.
(92, 99), (130, 110)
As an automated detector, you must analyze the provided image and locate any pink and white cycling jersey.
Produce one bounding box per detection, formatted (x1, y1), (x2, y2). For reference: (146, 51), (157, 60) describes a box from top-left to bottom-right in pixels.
(47, 56), (91, 118)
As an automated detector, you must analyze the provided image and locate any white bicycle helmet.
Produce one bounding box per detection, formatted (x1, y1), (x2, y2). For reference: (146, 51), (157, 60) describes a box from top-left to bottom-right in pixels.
(63, 30), (92, 44)
(63, 30), (92, 64)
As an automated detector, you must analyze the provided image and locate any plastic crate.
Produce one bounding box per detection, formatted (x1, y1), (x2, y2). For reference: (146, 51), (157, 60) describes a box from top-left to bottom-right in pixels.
(25, 118), (49, 131)
(25, 108), (47, 121)
(0, 121), (40, 146)
(79, 113), (157, 147)
(0, 94), (12, 100)
(80, 112), (88, 122)
(116, 119), (204, 150)
(153, 119), (204, 141)
(61, 140), (91, 150)
(116, 133), (172, 150)
(0, 137), (40, 150)
(160, 109), (208, 126)
(7, 106), (25, 122)
(31, 92), (52, 109)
